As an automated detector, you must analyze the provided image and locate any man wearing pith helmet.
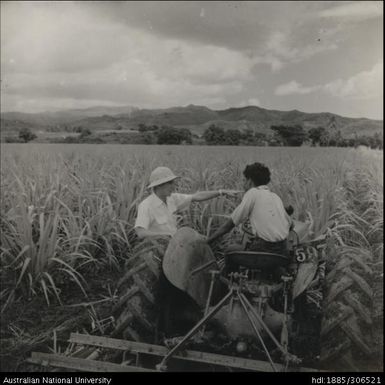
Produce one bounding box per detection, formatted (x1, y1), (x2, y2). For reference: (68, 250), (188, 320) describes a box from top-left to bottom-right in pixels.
(135, 166), (235, 239)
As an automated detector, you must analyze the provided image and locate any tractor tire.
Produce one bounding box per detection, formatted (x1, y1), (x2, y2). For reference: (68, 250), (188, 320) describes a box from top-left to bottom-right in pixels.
(111, 250), (162, 344)
(320, 243), (375, 371)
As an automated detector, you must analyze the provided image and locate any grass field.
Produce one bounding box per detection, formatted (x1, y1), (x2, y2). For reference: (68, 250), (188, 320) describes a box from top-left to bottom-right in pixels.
(0, 143), (383, 371)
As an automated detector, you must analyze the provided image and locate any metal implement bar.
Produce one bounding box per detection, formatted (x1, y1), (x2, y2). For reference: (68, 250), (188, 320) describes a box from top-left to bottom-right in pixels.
(204, 273), (216, 315)
(240, 293), (287, 356)
(237, 292), (277, 372)
(157, 288), (234, 370)
(190, 260), (217, 276)
(201, 270), (219, 337)
(281, 280), (290, 356)
(69, 333), (300, 372)
(27, 352), (156, 372)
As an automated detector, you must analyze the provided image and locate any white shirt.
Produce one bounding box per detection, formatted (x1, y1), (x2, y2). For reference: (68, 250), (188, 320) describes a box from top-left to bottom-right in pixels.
(135, 192), (192, 236)
(231, 186), (291, 242)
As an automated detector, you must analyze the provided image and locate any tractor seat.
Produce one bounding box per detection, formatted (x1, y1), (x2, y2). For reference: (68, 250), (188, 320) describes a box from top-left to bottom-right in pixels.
(225, 251), (290, 271)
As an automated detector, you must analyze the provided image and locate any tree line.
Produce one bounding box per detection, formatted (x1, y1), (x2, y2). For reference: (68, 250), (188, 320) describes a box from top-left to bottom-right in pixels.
(5, 124), (383, 149)
(201, 124), (383, 149)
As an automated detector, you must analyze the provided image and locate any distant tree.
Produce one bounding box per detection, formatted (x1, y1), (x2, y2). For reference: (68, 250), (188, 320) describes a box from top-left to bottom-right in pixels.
(242, 131), (269, 146)
(138, 123), (147, 132)
(254, 132), (268, 146)
(328, 130), (343, 147)
(18, 128), (37, 143)
(242, 128), (254, 141)
(334, 137), (349, 147)
(48, 125), (62, 133)
(79, 127), (92, 138)
(141, 132), (156, 144)
(266, 133), (283, 147)
(72, 126), (84, 133)
(156, 126), (189, 144)
(308, 126), (327, 146)
(240, 128), (258, 145)
(271, 124), (307, 146)
(4, 136), (24, 143)
(203, 124), (226, 145)
(63, 136), (79, 144)
(319, 131), (331, 147)
(138, 124), (160, 132)
(80, 136), (104, 144)
(352, 133), (383, 149)
(347, 138), (356, 147)
(180, 128), (192, 144)
(357, 135), (371, 147)
(372, 132), (383, 149)
(224, 128), (242, 145)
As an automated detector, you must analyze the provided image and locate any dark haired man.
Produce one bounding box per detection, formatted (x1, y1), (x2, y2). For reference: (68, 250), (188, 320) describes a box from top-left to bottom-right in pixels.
(207, 162), (291, 255)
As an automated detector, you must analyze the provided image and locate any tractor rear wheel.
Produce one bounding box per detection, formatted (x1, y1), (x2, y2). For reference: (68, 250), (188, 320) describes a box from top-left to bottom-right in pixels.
(320, 244), (375, 371)
(112, 250), (162, 343)
(111, 246), (202, 345)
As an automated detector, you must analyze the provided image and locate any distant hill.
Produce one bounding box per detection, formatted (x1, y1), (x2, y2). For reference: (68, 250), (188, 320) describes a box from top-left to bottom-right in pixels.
(1, 106), (137, 126)
(1, 104), (382, 138)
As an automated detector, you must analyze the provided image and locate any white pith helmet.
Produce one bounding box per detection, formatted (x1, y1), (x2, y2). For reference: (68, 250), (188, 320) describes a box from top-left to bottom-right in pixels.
(147, 166), (179, 189)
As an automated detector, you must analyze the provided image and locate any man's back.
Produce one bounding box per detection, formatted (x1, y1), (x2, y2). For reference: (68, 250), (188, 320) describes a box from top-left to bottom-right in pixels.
(231, 186), (290, 242)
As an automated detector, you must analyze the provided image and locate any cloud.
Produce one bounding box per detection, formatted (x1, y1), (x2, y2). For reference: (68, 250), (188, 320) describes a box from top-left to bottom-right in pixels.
(1, 2), (255, 111)
(275, 81), (321, 96)
(77, 1), (272, 53)
(1, 1), (256, 81)
(324, 61), (383, 100)
(252, 55), (284, 73)
(275, 61), (383, 101)
(77, 1), (340, 71)
(0, 2), (351, 79)
(317, 1), (382, 21)
(266, 32), (295, 61)
(251, 28), (339, 72)
(1, 50), (245, 112)
(155, 43), (255, 85)
(1, 2), (382, 119)
(1, 2), (133, 74)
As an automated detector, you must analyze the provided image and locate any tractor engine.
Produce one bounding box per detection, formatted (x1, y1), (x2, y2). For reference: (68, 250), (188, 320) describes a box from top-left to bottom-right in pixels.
(212, 268), (290, 341)
(210, 262), (293, 348)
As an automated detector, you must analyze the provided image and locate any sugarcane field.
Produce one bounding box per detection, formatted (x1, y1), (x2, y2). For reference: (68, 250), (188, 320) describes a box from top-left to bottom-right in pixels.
(0, 0), (383, 377)
(0, 144), (383, 373)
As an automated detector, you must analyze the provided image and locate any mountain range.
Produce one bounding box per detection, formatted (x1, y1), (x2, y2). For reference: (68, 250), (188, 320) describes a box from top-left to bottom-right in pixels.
(1, 104), (382, 138)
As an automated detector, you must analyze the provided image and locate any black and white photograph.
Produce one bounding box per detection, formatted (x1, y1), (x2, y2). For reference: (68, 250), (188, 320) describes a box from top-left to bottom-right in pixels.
(0, 0), (383, 375)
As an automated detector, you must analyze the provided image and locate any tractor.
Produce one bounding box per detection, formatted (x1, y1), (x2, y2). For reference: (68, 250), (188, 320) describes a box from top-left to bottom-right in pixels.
(28, 214), (375, 372)
(113, 218), (327, 372)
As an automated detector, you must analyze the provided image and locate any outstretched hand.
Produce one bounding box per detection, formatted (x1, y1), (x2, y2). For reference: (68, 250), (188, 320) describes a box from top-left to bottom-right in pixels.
(219, 189), (243, 197)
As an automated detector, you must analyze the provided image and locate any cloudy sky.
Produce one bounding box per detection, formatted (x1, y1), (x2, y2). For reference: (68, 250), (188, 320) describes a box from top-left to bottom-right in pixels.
(1, 1), (383, 119)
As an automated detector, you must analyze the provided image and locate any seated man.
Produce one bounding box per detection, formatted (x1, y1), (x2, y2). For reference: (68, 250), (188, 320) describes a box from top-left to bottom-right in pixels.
(134, 166), (235, 335)
(135, 166), (234, 240)
(208, 162), (292, 258)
